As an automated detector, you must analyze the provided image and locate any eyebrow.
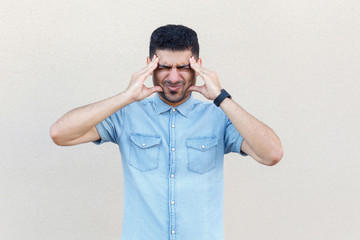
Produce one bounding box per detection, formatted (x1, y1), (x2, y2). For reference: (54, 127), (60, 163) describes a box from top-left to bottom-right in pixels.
(158, 64), (191, 69)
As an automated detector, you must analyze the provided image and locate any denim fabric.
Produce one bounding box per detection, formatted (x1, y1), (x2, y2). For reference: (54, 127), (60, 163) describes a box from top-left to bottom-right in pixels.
(94, 93), (247, 240)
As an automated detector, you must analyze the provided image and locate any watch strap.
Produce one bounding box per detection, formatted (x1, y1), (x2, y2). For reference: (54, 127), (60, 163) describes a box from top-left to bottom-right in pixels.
(213, 89), (231, 107)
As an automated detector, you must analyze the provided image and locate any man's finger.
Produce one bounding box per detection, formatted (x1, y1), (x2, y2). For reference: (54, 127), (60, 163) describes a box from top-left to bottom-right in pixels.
(146, 56), (159, 72)
(189, 57), (205, 78)
(139, 56), (159, 77)
(145, 57), (159, 77)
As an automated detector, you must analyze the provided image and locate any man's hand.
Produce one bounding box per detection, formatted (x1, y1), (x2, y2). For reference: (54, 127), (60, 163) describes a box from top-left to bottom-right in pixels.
(125, 55), (162, 103)
(50, 56), (162, 146)
(188, 57), (222, 100)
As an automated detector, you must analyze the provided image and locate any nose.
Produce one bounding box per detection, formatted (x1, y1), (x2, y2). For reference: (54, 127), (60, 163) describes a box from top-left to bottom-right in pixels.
(167, 67), (181, 84)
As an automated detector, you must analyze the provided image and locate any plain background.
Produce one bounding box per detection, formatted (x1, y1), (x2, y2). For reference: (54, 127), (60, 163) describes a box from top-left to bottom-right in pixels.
(1, 0), (359, 239)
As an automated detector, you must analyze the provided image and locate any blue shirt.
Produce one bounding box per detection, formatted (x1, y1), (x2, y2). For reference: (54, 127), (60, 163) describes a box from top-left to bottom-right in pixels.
(94, 93), (247, 240)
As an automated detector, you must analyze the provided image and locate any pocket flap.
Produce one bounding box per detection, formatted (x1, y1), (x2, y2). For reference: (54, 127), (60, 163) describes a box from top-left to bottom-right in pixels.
(186, 137), (218, 151)
(130, 134), (161, 149)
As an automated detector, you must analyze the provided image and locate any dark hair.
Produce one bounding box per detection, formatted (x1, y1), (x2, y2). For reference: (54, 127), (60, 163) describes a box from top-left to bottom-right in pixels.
(149, 24), (199, 59)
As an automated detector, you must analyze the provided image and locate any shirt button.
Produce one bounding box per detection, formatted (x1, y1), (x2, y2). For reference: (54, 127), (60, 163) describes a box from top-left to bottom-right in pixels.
(172, 108), (176, 112)
(201, 145), (205, 149)
(170, 174), (175, 178)
(171, 201), (175, 205)
(171, 147), (175, 151)
(142, 143), (146, 147)
(172, 124), (175, 128)
(172, 230), (175, 234)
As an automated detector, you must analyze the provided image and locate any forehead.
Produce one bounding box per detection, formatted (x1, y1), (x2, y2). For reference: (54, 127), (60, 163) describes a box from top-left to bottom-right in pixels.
(155, 49), (193, 66)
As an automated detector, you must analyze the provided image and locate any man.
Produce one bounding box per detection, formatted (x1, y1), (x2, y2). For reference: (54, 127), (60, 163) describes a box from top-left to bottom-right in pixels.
(50, 24), (283, 240)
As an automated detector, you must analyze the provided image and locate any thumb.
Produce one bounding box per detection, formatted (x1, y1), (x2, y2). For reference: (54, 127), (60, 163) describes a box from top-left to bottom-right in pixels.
(188, 84), (203, 94)
(148, 86), (163, 95)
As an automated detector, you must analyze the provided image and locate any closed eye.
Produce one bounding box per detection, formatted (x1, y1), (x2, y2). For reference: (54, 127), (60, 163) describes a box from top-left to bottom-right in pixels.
(158, 64), (171, 70)
(157, 64), (192, 72)
(176, 64), (191, 70)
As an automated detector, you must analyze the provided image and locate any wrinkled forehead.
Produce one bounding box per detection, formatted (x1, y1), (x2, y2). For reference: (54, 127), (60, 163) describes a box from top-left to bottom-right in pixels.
(155, 49), (193, 66)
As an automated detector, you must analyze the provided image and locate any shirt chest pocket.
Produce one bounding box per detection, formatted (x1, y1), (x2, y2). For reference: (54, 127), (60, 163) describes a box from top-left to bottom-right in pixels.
(186, 137), (218, 174)
(129, 134), (161, 172)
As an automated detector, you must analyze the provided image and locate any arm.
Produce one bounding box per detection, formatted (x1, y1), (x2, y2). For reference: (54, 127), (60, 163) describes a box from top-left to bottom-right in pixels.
(188, 57), (283, 166)
(219, 98), (283, 165)
(50, 56), (161, 146)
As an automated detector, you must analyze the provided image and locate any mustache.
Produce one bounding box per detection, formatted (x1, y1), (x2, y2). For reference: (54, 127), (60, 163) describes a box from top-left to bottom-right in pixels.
(162, 80), (186, 86)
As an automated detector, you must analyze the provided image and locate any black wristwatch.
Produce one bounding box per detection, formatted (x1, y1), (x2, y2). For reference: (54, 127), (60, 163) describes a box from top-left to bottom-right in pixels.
(213, 89), (231, 107)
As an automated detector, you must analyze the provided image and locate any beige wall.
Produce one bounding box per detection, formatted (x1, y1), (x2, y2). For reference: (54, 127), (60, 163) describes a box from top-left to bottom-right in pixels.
(1, 0), (359, 239)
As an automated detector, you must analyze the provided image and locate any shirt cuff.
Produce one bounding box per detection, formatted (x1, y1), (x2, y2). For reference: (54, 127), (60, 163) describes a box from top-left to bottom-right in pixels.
(238, 136), (248, 156)
(92, 122), (109, 145)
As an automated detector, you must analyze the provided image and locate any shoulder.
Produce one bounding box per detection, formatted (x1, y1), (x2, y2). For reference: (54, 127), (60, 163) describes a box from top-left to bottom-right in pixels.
(192, 97), (224, 112)
(108, 98), (151, 118)
(126, 97), (153, 109)
(119, 97), (157, 117)
(190, 97), (227, 119)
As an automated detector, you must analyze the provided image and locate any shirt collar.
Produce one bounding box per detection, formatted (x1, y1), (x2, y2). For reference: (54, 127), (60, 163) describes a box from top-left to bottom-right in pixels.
(153, 93), (194, 118)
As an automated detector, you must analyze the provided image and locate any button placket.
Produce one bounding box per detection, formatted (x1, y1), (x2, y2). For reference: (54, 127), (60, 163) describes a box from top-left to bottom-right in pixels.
(169, 108), (177, 240)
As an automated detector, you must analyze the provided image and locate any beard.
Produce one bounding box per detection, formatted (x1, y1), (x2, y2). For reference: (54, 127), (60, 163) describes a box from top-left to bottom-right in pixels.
(158, 80), (188, 103)
(153, 75), (195, 104)
(158, 91), (189, 103)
